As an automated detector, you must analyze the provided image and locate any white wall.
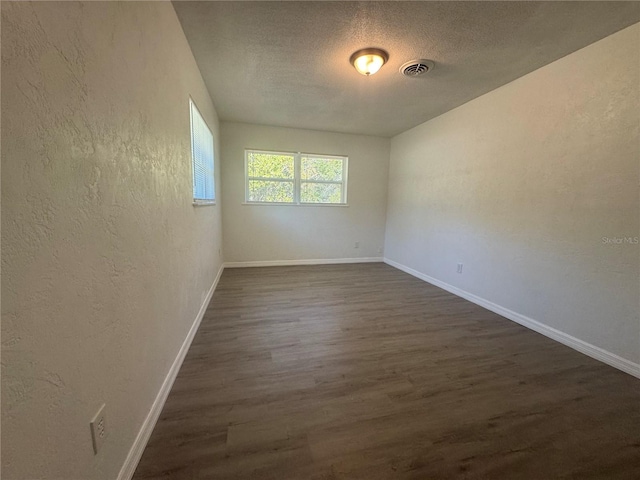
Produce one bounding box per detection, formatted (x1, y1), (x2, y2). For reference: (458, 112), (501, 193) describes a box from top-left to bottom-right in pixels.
(221, 122), (390, 263)
(385, 24), (640, 368)
(1, 3), (223, 479)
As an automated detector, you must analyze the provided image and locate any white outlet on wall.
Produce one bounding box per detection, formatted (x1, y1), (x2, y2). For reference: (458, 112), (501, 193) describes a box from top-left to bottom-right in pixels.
(90, 404), (107, 454)
(457, 263), (463, 274)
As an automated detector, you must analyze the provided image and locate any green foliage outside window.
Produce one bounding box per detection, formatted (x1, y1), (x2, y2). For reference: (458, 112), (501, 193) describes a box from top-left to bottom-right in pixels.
(246, 150), (346, 204)
(248, 152), (294, 179)
(248, 180), (295, 203)
(301, 157), (343, 181)
(300, 182), (342, 203)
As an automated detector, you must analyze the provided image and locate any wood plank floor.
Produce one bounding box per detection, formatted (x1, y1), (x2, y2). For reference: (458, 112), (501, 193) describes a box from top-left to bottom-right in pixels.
(133, 263), (640, 479)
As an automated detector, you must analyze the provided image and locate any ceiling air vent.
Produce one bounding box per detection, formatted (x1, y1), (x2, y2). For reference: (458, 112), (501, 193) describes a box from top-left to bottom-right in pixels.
(400, 59), (435, 77)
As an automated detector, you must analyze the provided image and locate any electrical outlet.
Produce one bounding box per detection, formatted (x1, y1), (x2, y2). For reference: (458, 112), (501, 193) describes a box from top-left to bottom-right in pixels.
(457, 263), (463, 274)
(354, 241), (359, 249)
(90, 404), (107, 454)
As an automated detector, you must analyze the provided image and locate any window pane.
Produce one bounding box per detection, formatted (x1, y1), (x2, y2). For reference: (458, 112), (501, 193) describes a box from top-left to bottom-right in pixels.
(301, 182), (342, 204)
(191, 100), (215, 201)
(301, 156), (343, 181)
(248, 152), (294, 179)
(248, 180), (294, 203)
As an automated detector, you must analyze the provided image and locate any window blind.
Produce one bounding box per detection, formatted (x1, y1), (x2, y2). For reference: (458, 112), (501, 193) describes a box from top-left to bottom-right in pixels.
(190, 99), (215, 202)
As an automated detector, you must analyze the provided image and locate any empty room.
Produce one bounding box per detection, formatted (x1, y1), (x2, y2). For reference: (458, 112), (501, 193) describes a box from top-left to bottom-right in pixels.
(2, 1), (639, 479)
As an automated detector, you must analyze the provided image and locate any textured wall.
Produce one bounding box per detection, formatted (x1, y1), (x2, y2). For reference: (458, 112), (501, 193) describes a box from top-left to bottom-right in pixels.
(385, 24), (640, 364)
(1, 3), (222, 479)
(221, 122), (390, 263)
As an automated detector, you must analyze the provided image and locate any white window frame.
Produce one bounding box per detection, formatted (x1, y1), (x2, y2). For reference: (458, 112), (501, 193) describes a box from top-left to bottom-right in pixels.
(245, 149), (297, 204)
(190, 98), (215, 206)
(244, 149), (348, 205)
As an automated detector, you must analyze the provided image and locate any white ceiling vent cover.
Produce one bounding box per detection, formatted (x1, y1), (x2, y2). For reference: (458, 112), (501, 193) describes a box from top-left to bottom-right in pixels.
(400, 59), (435, 77)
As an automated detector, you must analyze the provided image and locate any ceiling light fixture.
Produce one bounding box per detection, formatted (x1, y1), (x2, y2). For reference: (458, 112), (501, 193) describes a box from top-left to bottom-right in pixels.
(350, 48), (389, 76)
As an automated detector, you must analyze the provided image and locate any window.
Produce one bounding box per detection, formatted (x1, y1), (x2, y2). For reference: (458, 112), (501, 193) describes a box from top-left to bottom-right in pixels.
(245, 149), (348, 205)
(190, 99), (215, 204)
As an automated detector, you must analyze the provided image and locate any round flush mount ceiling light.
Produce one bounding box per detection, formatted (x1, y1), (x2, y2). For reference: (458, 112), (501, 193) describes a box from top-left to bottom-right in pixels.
(350, 48), (389, 76)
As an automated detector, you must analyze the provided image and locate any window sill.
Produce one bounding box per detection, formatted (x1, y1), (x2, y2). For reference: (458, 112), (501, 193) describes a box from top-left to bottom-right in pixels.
(242, 202), (348, 207)
(193, 200), (216, 207)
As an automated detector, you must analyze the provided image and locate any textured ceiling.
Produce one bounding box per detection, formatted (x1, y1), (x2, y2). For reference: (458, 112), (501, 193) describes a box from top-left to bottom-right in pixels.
(173, 1), (640, 137)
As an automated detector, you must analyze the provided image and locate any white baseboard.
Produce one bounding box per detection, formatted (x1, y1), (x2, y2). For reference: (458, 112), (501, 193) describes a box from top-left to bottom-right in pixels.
(384, 258), (640, 380)
(117, 264), (225, 480)
(224, 257), (383, 268)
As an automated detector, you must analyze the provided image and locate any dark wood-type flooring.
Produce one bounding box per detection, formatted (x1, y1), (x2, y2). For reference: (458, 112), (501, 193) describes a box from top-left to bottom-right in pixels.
(133, 263), (640, 479)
